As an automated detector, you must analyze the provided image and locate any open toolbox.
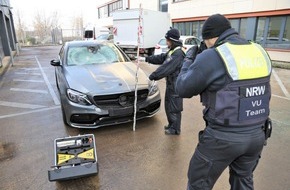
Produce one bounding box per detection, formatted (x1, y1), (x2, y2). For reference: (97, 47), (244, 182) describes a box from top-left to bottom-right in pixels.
(48, 134), (98, 181)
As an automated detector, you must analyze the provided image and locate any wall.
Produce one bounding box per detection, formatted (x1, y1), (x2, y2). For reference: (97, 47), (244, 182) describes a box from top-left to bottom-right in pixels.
(0, 0), (17, 57)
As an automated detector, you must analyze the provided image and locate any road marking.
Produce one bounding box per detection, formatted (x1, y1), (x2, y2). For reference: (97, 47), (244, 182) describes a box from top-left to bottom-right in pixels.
(272, 94), (290, 101)
(0, 100), (46, 109)
(19, 67), (50, 70)
(35, 56), (60, 105)
(272, 69), (290, 98)
(19, 67), (39, 70)
(0, 106), (60, 119)
(13, 79), (44, 83)
(15, 72), (41, 76)
(10, 88), (48, 94)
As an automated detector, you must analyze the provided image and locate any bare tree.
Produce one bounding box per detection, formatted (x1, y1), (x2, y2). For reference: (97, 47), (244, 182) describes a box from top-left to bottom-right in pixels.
(33, 11), (52, 43)
(51, 11), (60, 29)
(71, 15), (84, 39)
(33, 10), (62, 44)
(15, 10), (27, 45)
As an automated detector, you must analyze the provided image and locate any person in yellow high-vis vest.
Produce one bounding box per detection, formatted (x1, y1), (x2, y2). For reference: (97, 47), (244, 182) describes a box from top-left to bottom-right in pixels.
(176, 14), (272, 190)
(145, 28), (185, 135)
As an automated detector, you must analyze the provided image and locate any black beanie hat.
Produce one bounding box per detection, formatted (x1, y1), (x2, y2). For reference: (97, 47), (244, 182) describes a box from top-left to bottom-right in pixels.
(165, 28), (180, 42)
(202, 14), (232, 39)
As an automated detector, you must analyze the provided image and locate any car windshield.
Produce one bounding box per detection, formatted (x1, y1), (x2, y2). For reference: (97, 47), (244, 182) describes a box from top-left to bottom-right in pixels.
(96, 34), (109, 40)
(67, 44), (126, 66)
(158, 39), (167, 46)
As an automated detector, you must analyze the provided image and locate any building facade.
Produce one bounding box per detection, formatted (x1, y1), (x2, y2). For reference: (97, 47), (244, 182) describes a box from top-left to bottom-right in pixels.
(0, 0), (17, 63)
(171, 0), (290, 51)
(95, 0), (290, 58)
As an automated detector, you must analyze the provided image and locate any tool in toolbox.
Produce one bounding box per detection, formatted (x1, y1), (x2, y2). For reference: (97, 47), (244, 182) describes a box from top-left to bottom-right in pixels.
(48, 134), (98, 181)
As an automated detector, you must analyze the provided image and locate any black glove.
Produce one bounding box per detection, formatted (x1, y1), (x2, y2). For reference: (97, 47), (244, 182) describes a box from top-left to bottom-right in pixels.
(197, 41), (207, 54)
(185, 46), (198, 61)
(149, 74), (155, 81)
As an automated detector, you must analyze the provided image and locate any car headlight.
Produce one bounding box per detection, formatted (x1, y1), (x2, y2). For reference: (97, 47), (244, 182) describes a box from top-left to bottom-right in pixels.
(148, 80), (159, 96)
(67, 89), (92, 105)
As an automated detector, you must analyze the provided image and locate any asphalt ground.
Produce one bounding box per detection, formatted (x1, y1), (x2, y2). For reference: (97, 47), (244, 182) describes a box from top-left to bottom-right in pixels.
(0, 46), (289, 190)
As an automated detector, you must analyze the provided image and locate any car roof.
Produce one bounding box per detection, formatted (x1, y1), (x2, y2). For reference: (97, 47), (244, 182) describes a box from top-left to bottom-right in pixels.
(65, 40), (111, 47)
(180, 35), (198, 39)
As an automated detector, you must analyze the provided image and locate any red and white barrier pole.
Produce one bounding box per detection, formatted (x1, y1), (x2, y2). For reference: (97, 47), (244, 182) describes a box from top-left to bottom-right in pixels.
(133, 4), (143, 131)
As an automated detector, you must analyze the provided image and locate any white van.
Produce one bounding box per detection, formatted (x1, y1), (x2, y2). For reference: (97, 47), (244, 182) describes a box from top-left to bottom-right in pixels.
(84, 26), (110, 41)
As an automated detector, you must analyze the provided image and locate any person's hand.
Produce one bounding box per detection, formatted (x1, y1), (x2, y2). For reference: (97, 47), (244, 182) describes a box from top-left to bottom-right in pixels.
(197, 41), (207, 54)
(138, 56), (146, 62)
(185, 46), (198, 61)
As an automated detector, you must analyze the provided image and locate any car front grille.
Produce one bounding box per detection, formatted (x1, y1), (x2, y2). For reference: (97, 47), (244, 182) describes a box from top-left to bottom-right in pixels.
(93, 89), (149, 109)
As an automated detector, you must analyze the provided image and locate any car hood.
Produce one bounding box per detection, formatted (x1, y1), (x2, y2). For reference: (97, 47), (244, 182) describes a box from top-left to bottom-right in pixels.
(64, 62), (149, 95)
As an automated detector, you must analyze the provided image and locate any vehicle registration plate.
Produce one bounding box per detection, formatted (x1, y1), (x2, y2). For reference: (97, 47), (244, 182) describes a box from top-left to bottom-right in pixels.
(109, 107), (134, 117)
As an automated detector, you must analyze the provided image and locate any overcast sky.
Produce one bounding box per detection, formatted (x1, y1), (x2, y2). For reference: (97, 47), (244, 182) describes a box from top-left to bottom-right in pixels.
(10, 0), (99, 29)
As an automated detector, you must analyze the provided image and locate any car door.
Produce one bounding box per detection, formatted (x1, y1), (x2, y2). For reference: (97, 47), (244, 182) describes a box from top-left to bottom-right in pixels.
(56, 45), (68, 96)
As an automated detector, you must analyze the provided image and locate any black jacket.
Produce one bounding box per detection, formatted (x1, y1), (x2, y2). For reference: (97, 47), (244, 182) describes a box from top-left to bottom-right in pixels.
(146, 41), (184, 84)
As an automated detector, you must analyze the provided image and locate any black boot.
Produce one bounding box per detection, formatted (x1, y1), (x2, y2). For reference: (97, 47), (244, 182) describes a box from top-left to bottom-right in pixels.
(165, 128), (180, 135)
(164, 125), (171, 130)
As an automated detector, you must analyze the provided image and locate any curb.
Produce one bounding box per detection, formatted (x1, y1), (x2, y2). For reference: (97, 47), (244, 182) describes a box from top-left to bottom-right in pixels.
(0, 51), (17, 77)
(0, 56), (11, 77)
(272, 61), (290, 70)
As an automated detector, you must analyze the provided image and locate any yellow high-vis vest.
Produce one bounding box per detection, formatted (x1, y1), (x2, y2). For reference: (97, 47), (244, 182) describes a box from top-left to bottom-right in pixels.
(216, 42), (272, 81)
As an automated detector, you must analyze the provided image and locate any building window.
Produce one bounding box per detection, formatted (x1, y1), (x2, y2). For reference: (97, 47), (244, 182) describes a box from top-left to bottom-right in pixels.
(268, 17), (282, 38)
(229, 19), (240, 32)
(98, 6), (108, 19)
(174, 15), (290, 50)
(255, 17), (266, 43)
(239, 18), (247, 38)
(266, 16), (290, 49)
(159, 0), (168, 12)
(198, 21), (204, 39)
(108, 0), (123, 17)
(192, 22), (199, 37)
(283, 16), (290, 46)
(175, 23), (184, 35)
(98, 0), (123, 19)
(185, 22), (191, 35)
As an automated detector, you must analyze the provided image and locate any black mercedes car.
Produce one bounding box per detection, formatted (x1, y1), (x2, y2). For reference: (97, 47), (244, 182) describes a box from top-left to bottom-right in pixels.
(51, 40), (161, 128)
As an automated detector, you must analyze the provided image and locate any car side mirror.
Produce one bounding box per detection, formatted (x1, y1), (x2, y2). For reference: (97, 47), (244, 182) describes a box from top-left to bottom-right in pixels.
(50, 59), (61, 66)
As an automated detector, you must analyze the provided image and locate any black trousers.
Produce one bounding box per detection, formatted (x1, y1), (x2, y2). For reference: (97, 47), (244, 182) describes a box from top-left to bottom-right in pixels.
(187, 126), (265, 190)
(164, 85), (183, 132)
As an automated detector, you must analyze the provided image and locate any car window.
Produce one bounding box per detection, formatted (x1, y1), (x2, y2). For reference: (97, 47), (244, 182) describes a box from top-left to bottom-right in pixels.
(84, 30), (93, 38)
(158, 39), (167, 46)
(59, 45), (65, 62)
(96, 34), (109, 40)
(67, 44), (126, 66)
(184, 38), (197, 45)
(194, 38), (201, 45)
